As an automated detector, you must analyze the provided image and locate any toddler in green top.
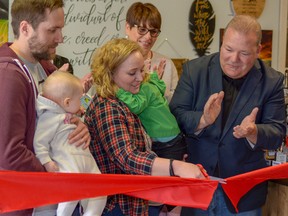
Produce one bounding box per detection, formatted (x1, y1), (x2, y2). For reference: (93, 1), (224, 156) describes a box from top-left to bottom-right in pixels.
(116, 71), (187, 160)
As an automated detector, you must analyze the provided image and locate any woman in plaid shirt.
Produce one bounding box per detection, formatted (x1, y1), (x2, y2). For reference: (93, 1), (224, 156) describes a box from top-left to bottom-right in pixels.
(84, 38), (206, 216)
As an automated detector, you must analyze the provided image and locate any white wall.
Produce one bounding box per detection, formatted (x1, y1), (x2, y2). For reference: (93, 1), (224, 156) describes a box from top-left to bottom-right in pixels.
(8, 0), (284, 79)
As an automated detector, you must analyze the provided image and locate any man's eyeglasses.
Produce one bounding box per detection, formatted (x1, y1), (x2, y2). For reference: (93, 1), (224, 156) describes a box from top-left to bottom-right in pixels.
(134, 25), (161, 38)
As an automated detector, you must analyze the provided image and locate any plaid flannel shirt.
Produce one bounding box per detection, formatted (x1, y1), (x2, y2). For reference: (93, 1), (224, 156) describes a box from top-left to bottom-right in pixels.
(85, 95), (157, 216)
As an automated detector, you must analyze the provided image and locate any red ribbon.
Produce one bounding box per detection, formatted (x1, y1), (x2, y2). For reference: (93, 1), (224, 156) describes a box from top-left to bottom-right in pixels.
(0, 171), (218, 213)
(223, 162), (288, 212)
(1, 163), (288, 213)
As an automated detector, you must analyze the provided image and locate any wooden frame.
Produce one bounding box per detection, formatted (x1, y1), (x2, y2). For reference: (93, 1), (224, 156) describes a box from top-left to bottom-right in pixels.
(171, 58), (189, 78)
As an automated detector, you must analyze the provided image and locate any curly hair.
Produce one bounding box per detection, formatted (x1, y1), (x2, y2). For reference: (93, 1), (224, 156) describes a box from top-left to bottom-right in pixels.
(90, 38), (146, 98)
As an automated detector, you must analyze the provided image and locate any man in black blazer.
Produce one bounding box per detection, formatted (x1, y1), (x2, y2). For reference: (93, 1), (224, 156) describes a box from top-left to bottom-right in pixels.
(170, 15), (286, 215)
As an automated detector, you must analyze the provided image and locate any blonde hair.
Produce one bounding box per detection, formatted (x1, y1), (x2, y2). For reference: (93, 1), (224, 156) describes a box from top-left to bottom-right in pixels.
(42, 70), (82, 104)
(224, 15), (262, 45)
(90, 38), (145, 98)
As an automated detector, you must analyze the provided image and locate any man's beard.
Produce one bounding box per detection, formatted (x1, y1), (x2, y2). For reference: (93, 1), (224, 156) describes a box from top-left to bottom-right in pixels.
(28, 35), (56, 61)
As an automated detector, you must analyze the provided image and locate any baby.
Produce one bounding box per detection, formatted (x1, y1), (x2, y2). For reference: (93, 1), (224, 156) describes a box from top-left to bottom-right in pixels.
(33, 71), (106, 216)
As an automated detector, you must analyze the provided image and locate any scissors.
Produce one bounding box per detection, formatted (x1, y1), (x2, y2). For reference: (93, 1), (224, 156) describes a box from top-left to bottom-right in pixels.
(197, 164), (227, 184)
(209, 176), (227, 184)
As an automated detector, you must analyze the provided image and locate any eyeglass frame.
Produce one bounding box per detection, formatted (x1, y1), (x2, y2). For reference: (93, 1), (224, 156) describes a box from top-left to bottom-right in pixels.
(133, 25), (161, 38)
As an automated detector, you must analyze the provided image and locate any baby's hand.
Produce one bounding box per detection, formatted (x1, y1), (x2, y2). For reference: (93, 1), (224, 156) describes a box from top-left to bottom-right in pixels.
(44, 161), (59, 172)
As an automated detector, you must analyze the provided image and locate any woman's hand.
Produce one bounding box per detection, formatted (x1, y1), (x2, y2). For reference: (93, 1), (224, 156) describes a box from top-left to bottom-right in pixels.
(81, 73), (93, 93)
(173, 160), (207, 179)
(152, 58), (166, 79)
(151, 158), (208, 179)
(58, 63), (69, 72)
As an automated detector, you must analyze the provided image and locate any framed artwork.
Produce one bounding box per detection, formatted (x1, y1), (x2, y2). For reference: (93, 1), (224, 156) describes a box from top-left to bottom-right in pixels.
(171, 58), (189, 78)
(220, 29), (273, 66)
(230, 0), (266, 19)
(259, 30), (273, 66)
(189, 0), (215, 57)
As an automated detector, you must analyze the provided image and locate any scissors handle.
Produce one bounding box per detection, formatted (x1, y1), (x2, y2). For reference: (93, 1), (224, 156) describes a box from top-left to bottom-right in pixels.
(196, 164), (209, 179)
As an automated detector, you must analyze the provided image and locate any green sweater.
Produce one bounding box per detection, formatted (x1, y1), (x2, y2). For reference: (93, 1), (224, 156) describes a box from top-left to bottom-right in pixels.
(116, 72), (180, 139)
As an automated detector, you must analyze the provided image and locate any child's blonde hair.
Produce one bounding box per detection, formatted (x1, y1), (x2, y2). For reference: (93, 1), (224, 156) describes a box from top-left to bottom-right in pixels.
(42, 70), (83, 105)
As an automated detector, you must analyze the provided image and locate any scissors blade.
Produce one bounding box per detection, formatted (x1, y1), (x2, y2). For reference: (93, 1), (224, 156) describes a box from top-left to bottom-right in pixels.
(209, 176), (227, 184)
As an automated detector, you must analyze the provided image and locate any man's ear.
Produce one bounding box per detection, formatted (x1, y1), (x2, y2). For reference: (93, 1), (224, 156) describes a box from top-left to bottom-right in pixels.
(19, 21), (31, 36)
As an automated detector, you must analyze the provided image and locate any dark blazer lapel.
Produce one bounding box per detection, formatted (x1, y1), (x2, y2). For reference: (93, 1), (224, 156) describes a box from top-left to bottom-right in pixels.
(221, 60), (263, 139)
(209, 54), (223, 93)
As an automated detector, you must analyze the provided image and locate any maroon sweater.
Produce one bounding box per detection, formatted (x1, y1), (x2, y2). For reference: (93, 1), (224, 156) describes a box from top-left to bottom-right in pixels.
(0, 43), (56, 216)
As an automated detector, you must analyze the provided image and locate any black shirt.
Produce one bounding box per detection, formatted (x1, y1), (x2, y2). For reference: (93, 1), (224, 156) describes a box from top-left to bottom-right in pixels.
(222, 73), (247, 129)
